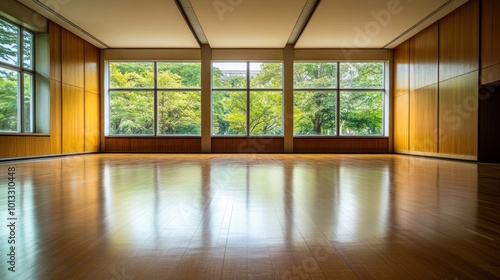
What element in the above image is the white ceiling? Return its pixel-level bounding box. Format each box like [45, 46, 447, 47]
[15, 0, 468, 49]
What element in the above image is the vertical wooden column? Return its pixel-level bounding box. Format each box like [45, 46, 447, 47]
[283, 44, 294, 153]
[49, 21, 62, 155]
[201, 44, 212, 153]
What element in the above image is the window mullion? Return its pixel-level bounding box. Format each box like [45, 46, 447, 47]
[154, 62, 158, 136]
[336, 62, 340, 136]
[246, 62, 250, 136]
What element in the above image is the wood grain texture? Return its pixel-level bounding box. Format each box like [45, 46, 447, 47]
[155, 138, 201, 152]
[410, 85, 438, 153]
[439, 71, 478, 157]
[130, 138, 156, 152]
[293, 138, 389, 153]
[61, 29, 84, 88]
[409, 37, 415, 92]
[84, 42, 99, 94]
[413, 23, 439, 90]
[481, 0, 500, 70]
[104, 138, 131, 152]
[49, 21, 61, 82]
[481, 64, 500, 85]
[50, 80, 62, 154]
[104, 138, 202, 153]
[0, 136, 50, 158]
[211, 138, 284, 153]
[394, 94, 409, 153]
[439, 0, 479, 82]
[394, 40, 410, 96]
[3, 154, 498, 278]
[85, 92, 100, 152]
[62, 84, 85, 154]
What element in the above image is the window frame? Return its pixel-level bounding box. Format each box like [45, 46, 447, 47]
[106, 61, 202, 136]
[0, 17, 36, 133]
[211, 61, 284, 137]
[293, 61, 386, 137]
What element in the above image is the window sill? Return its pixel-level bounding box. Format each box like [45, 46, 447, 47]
[0, 133, 50, 137]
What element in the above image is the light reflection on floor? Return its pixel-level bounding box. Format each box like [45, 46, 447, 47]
[0, 154, 498, 279]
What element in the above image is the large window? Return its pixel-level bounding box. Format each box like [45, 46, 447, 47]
[0, 18, 34, 133]
[294, 62, 385, 136]
[212, 62, 283, 136]
[108, 62, 201, 135]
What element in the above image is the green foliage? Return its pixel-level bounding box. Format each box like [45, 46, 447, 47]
[158, 91, 201, 135]
[0, 68, 19, 131]
[107, 61, 384, 136]
[109, 62, 202, 135]
[340, 91, 383, 135]
[340, 62, 384, 89]
[294, 62, 384, 136]
[0, 19, 19, 66]
[294, 91, 336, 135]
[110, 91, 154, 135]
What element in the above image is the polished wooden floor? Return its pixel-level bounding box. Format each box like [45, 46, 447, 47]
[0, 154, 499, 279]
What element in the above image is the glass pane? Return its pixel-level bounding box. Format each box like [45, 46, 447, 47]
[339, 62, 384, 89]
[0, 68, 19, 132]
[24, 73, 33, 132]
[158, 91, 201, 135]
[109, 62, 154, 89]
[109, 91, 154, 135]
[294, 91, 336, 136]
[212, 62, 247, 89]
[23, 30, 33, 70]
[157, 62, 201, 88]
[0, 19, 20, 66]
[212, 91, 246, 135]
[250, 62, 282, 89]
[250, 91, 283, 136]
[294, 63, 337, 89]
[340, 91, 384, 136]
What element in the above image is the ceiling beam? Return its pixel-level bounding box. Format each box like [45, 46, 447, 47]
[287, 0, 321, 45]
[175, 0, 209, 46]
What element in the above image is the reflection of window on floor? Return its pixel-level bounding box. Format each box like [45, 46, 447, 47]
[212, 62, 283, 136]
[107, 62, 201, 136]
[0, 17, 35, 132]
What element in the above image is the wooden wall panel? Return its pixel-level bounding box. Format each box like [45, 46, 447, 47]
[130, 139, 156, 152]
[50, 80, 62, 154]
[439, 71, 478, 158]
[439, 0, 479, 82]
[394, 41, 409, 96]
[103, 138, 202, 153]
[293, 138, 389, 153]
[104, 138, 131, 152]
[481, 64, 500, 85]
[0, 137, 50, 158]
[84, 42, 99, 94]
[156, 138, 201, 153]
[409, 85, 438, 153]
[211, 138, 284, 153]
[61, 29, 84, 88]
[409, 38, 415, 92]
[394, 94, 409, 153]
[49, 21, 61, 82]
[414, 23, 439, 90]
[62, 84, 85, 154]
[481, 0, 500, 70]
[85, 92, 100, 152]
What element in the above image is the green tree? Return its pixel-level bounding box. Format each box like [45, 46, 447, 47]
[0, 69, 18, 131]
[0, 19, 19, 66]
[294, 63, 337, 135]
